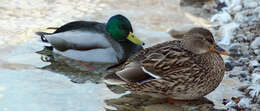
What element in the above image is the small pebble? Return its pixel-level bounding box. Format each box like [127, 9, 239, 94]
[251, 37, 260, 49]
[240, 73, 247, 78]
[229, 74, 237, 78]
[225, 62, 234, 71]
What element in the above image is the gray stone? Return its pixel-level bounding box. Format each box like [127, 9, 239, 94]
[246, 33, 255, 42]
[232, 5, 242, 12]
[254, 49, 260, 55]
[240, 24, 249, 28]
[225, 62, 234, 71]
[249, 60, 260, 68]
[251, 37, 260, 49]
[255, 7, 260, 13]
[229, 43, 250, 57]
[180, 0, 213, 7]
[239, 58, 250, 65]
[243, 0, 258, 9]
[253, 67, 260, 73]
[234, 12, 247, 23]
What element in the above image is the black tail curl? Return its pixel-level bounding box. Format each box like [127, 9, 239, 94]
[35, 32, 51, 42]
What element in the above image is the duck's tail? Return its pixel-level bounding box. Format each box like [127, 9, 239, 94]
[104, 72, 127, 85]
[35, 32, 52, 42]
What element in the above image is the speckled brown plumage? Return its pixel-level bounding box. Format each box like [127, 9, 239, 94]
[105, 27, 226, 100]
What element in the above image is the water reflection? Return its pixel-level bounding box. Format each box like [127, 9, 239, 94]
[104, 93, 221, 111]
[103, 83, 224, 111]
[36, 46, 113, 84]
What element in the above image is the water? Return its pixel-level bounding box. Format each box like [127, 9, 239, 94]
[0, 0, 242, 111]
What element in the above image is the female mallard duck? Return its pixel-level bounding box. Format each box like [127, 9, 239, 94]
[105, 27, 229, 101]
[36, 14, 144, 64]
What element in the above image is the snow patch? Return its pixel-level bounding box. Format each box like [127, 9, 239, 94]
[248, 73, 260, 98]
[218, 22, 239, 45]
[211, 11, 232, 24]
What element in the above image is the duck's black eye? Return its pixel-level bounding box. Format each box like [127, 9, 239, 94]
[119, 25, 124, 30]
[207, 38, 214, 44]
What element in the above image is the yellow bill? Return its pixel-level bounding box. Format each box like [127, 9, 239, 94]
[127, 32, 144, 46]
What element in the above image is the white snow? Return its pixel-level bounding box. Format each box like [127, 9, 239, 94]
[222, 0, 242, 11]
[243, 0, 258, 9]
[225, 98, 250, 110]
[211, 11, 232, 24]
[249, 60, 260, 68]
[248, 73, 260, 98]
[250, 37, 260, 49]
[225, 100, 236, 108]
[237, 98, 251, 108]
[218, 22, 239, 45]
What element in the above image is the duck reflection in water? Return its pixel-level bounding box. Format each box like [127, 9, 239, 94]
[36, 46, 113, 84]
[104, 88, 218, 111]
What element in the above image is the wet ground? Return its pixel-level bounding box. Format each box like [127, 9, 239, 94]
[0, 0, 242, 111]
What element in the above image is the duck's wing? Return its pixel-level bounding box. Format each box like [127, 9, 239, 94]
[105, 40, 197, 84]
[52, 21, 107, 34]
[36, 21, 112, 51]
[45, 30, 112, 51]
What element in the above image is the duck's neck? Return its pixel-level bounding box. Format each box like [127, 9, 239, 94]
[119, 40, 143, 62]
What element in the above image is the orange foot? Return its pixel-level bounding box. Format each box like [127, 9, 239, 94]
[167, 98, 188, 104]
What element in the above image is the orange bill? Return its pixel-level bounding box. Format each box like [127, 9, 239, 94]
[210, 44, 230, 56]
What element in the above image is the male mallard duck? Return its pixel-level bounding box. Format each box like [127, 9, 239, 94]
[105, 27, 229, 101]
[36, 14, 144, 64]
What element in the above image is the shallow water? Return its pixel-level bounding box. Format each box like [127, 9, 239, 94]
[0, 0, 241, 111]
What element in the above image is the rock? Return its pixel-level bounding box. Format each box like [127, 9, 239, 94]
[237, 71, 250, 82]
[240, 73, 247, 78]
[225, 62, 234, 71]
[222, 98, 229, 105]
[180, 0, 213, 7]
[245, 33, 255, 42]
[230, 59, 243, 66]
[239, 24, 249, 29]
[253, 68, 260, 73]
[251, 37, 260, 49]
[234, 12, 248, 23]
[232, 5, 242, 12]
[229, 43, 250, 57]
[218, 22, 240, 45]
[180, 0, 218, 18]
[211, 11, 232, 24]
[249, 60, 260, 68]
[239, 58, 250, 65]
[233, 34, 247, 43]
[254, 49, 260, 55]
[216, 1, 227, 11]
[229, 74, 238, 78]
[255, 7, 260, 13]
[251, 104, 260, 111]
[243, 0, 258, 9]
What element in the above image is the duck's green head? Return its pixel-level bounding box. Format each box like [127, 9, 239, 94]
[106, 14, 144, 45]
